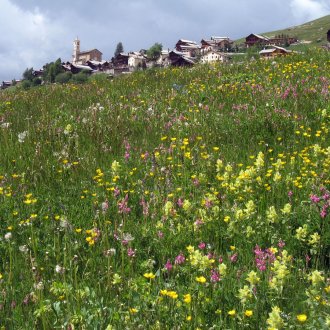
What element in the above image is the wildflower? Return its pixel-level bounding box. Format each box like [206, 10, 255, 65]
[228, 309, 236, 317]
[122, 233, 134, 245]
[198, 242, 206, 249]
[308, 232, 320, 246]
[245, 310, 253, 317]
[295, 224, 308, 241]
[210, 269, 220, 282]
[118, 195, 131, 214]
[196, 276, 207, 283]
[164, 259, 173, 271]
[143, 272, 156, 280]
[186, 245, 194, 253]
[308, 270, 324, 286]
[223, 215, 230, 223]
[296, 314, 307, 323]
[160, 289, 168, 296]
[112, 273, 122, 284]
[310, 194, 320, 203]
[281, 203, 291, 215]
[230, 253, 238, 263]
[246, 270, 260, 286]
[4, 232, 12, 241]
[182, 199, 192, 212]
[238, 285, 252, 304]
[129, 308, 138, 314]
[175, 253, 185, 265]
[127, 248, 136, 257]
[111, 160, 121, 174]
[167, 291, 178, 299]
[18, 131, 28, 143]
[164, 201, 174, 216]
[55, 265, 65, 274]
[266, 306, 285, 329]
[218, 263, 227, 276]
[19, 245, 29, 253]
[186, 315, 192, 321]
[216, 159, 223, 172]
[266, 206, 278, 223]
[101, 200, 109, 213]
[183, 293, 191, 304]
[255, 151, 264, 169]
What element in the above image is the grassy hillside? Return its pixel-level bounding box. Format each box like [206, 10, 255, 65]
[0, 49, 329, 329]
[235, 14, 330, 47]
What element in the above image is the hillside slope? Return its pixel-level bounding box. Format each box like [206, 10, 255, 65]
[235, 14, 330, 46]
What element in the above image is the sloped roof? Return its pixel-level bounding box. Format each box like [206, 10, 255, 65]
[87, 60, 108, 65]
[246, 33, 270, 41]
[79, 48, 103, 55]
[177, 39, 198, 44]
[72, 64, 93, 71]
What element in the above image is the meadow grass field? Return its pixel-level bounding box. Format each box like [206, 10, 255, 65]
[0, 48, 329, 329]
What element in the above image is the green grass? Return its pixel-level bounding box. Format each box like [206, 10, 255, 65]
[0, 48, 329, 329]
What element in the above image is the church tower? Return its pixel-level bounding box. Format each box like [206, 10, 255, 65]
[73, 37, 80, 64]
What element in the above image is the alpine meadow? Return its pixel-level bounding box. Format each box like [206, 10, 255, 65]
[0, 48, 329, 329]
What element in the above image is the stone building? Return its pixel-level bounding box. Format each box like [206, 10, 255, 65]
[72, 37, 102, 65]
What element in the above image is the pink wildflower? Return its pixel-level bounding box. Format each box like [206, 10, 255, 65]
[310, 194, 321, 203]
[127, 248, 136, 257]
[175, 253, 185, 265]
[230, 253, 238, 263]
[210, 269, 220, 283]
[165, 259, 173, 271]
[198, 242, 206, 250]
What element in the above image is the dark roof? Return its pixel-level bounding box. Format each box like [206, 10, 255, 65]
[246, 33, 270, 41]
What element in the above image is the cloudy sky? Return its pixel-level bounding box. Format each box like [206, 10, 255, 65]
[0, 0, 329, 81]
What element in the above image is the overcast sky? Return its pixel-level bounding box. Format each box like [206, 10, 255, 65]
[0, 0, 329, 81]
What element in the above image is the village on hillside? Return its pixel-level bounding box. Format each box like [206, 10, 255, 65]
[1, 29, 330, 90]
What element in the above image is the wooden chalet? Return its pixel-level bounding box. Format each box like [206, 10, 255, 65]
[112, 53, 129, 67]
[86, 60, 112, 73]
[269, 34, 298, 46]
[175, 39, 201, 57]
[245, 33, 270, 47]
[259, 45, 292, 58]
[169, 50, 196, 67]
[201, 37, 233, 52]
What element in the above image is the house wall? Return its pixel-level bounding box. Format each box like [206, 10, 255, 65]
[201, 52, 224, 63]
[78, 50, 102, 64]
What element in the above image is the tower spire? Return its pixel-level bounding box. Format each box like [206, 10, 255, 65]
[73, 37, 80, 64]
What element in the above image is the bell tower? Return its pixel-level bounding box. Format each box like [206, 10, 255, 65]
[73, 37, 80, 64]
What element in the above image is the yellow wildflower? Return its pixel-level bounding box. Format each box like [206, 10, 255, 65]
[196, 276, 207, 283]
[245, 310, 253, 317]
[143, 272, 156, 280]
[296, 314, 307, 323]
[228, 309, 236, 317]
